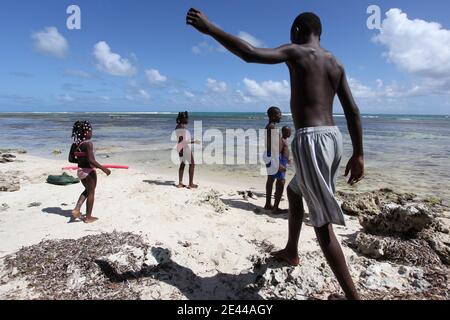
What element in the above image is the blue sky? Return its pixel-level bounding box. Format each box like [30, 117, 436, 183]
[0, 0, 449, 114]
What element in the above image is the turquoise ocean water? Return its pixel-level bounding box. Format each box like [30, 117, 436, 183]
[0, 112, 449, 200]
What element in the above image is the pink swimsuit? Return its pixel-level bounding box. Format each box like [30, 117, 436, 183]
[77, 168, 96, 180]
[75, 141, 95, 180]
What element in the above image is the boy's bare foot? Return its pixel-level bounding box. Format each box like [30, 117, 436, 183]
[272, 208, 289, 215]
[83, 217, 99, 224]
[176, 183, 186, 188]
[264, 204, 274, 210]
[187, 184, 198, 189]
[71, 209, 81, 219]
[270, 248, 300, 266]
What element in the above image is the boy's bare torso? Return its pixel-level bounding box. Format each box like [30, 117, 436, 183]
[281, 138, 289, 159]
[286, 44, 343, 130]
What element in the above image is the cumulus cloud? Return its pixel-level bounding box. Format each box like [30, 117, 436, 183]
[348, 76, 450, 101]
[348, 78, 378, 99]
[238, 32, 264, 47]
[243, 78, 290, 100]
[374, 9, 450, 79]
[93, 41, 136, 77]
[145, 69, 168, 84]
[32, 27, 68, 58]
[192, 41, 225, 54]
[184, 90, 195, 98]
[57, 94, 75, 102]
[206, 78, 228, 93]
[138, 89, 150, 100]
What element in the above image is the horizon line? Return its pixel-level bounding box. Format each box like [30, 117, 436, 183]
[0, 111, 449, 117]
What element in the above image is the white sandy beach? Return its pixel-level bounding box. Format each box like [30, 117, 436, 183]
[0, 152, 449, 300]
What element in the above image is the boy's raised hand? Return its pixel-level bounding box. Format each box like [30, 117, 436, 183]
[186, 8, 212, 34]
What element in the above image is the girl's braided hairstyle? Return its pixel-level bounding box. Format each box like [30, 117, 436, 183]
[72, 121, 92, 144]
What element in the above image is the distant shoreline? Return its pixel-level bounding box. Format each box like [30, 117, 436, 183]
[0, 112, 449, 117]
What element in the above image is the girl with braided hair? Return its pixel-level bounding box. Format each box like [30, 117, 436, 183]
[69, 121, 111, 223]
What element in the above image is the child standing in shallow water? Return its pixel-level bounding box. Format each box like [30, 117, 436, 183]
[69, 121, 111, 223]
[175, 112, 198, 189]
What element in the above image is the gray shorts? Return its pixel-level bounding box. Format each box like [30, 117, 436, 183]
[288, 126, 345, 227]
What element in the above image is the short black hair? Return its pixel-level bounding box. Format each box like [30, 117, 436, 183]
[282, 126, 291, 137]
[292, 12, 322, 38]
[267, 106, 281, 118]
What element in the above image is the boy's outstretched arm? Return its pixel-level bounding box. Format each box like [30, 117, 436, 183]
[337, 66, 365, 185]
[186, 8, 295, 64]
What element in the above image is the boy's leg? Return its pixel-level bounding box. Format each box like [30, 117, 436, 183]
[271, 186, 303, 266]
[177, 162, 186, 188]
[273, 179, 287, 213]
[264, 176, 275, 209]
[314, 224, 360, 300]
[83, 172, 98, 223]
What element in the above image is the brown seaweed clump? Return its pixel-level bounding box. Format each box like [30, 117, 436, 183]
[194, 189, 229, 213]
[2, 231, 152, 300]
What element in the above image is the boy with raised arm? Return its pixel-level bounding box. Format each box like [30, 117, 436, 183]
[187, 9, 364, 300]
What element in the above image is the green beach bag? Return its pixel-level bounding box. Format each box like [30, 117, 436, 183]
[46, 172, 80, 186]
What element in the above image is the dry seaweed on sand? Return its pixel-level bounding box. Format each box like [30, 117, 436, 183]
[2, 231, 151, 300]
[193, 189, 229, 213]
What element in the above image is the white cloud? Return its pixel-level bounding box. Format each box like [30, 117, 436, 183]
[93, 41, 136, 77]
[32, 27, 68, 58]
[348, 78, 378, 99]
[243, 78, 290, 100]
[238, 31, 264, 47]
[184, 90, 195, 98]
[57, 94, 74, 102]
[191, 45, 202, 54]
[192, 41, 225, 54]
[374, 9, 450, 79]
[145, 69, 168, 84]
[206, 78, 227, 93]
[138, 89, 150, 100]
[348, 76, 450, 100]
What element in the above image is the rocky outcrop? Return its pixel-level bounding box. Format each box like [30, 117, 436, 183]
[338, 189, 448, 217]
[352, 233, 442, 266]
[0, 153, 16, 164]
[340, 189, 450, 266]
[360, 203, 436, 236]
